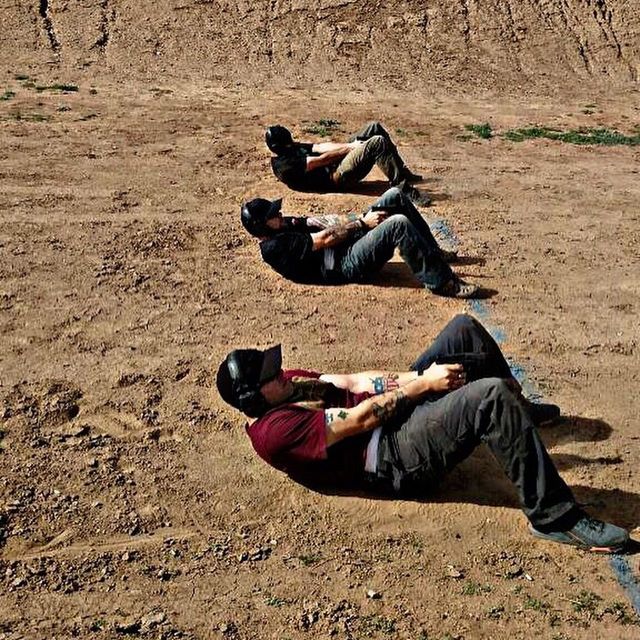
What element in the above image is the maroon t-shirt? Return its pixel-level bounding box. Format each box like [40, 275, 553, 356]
[246, 370, 372, 488]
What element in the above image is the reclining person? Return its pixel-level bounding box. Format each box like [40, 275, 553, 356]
[266, 121, 431, 205]
[241, 186, 480, 299]
[216, 314, 630, 554]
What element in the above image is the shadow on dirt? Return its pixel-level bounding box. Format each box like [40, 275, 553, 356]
[306, 414, 640, 530]
[372, 263, 493, 296]
[284, 180, 451, 205]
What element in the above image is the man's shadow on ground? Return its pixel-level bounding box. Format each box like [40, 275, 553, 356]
[292, 179, 451, 203]
[373, 263, 497, 299]
[312, 415, 640, 534]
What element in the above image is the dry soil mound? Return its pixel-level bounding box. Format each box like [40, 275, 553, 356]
[3, 0, 640, 89]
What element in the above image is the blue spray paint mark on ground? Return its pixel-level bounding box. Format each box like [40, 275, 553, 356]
[428, 217, 459, 250]
[430, 211, 640, 609]
[610, 556, 640, 616]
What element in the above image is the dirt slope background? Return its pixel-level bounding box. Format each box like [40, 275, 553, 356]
[1, 1, 640, 639]
[2, 0, 640, 89]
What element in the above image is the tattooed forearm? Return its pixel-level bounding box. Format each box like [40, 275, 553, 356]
[308, 213, 360, 229]
[370, 373, 400, 394]
[307, 214, 342, 229]
[322, 219, 365, 245]
[371, 390, 409, 425]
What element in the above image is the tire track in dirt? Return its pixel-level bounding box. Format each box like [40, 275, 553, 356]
[8, 528, 198, 561]
[38, 0, 60, 54]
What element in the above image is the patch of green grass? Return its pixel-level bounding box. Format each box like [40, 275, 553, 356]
[461, 581, 492, 596]
[503, 126, 640, 145]
[35, 83, 79, 93]
[395, 127, 408, 137]
[360, 614, 396, 634]
[603, 600, 639, 625]
[89, 618, 106, 632]
[263, 595, 288, 607]
[464, 122, 493, 139]
[303, 118, 341, 137]
[297, 552, 322, 566]
[0, 90, 16, 101]
[571, 590, 602, 615]
[523, 596, 549, 612]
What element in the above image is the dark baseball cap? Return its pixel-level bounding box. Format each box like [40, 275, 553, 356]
[216, 344, 282, 412]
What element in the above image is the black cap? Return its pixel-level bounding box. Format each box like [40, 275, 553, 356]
[265, 125, 294, 155]
[240, 197, 282, 237]
[216, 345, 282, 417]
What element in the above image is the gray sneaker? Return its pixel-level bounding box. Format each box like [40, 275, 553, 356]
[399, 180, 432, 207]
[529, 515, 629, 553]
[432, 277, 480, 299]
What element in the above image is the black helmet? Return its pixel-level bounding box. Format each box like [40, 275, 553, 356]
[265, 125, 294, 155]
[216, 345, 282, 417]
[240, 197, 282, 237]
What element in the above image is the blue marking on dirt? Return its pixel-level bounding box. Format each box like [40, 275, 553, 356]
[610, 556, 640, 616]
[428, 217, 459, 249]
[434, 210, 640, 610]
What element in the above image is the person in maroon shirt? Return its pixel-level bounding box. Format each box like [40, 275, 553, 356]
[216, 315, 629, 554]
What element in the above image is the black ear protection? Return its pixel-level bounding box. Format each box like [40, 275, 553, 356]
[226, 351, 269, 418]
[240, 198, 283, 238]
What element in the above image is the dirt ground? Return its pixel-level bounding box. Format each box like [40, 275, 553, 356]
[1, 2, 640, 639]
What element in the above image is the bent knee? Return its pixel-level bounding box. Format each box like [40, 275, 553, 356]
[384, 213, 411, 229]
[471, 377, 513, 399]
[448, 313, 481, 332]
[379, 186, 403, 202]
[366, 134, 387, 151]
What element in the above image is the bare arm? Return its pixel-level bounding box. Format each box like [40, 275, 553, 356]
[320, 371, 420, 394]
[310, 210, 386, 250]
[305, 144, 354, 171]
[306, 212, 360, 229]
[310, 219, 366, 250]
[324, 363, 465, 446]
[311, 141, 360, 154]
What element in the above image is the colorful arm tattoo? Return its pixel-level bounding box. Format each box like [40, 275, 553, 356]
[325, 408, 350, 426]
[370, 373, 400, 394]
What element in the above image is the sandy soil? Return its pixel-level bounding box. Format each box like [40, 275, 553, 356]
[1, 1, 639, 639]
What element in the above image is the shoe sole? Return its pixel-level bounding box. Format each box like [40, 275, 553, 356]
[529, 527, 627, 554]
